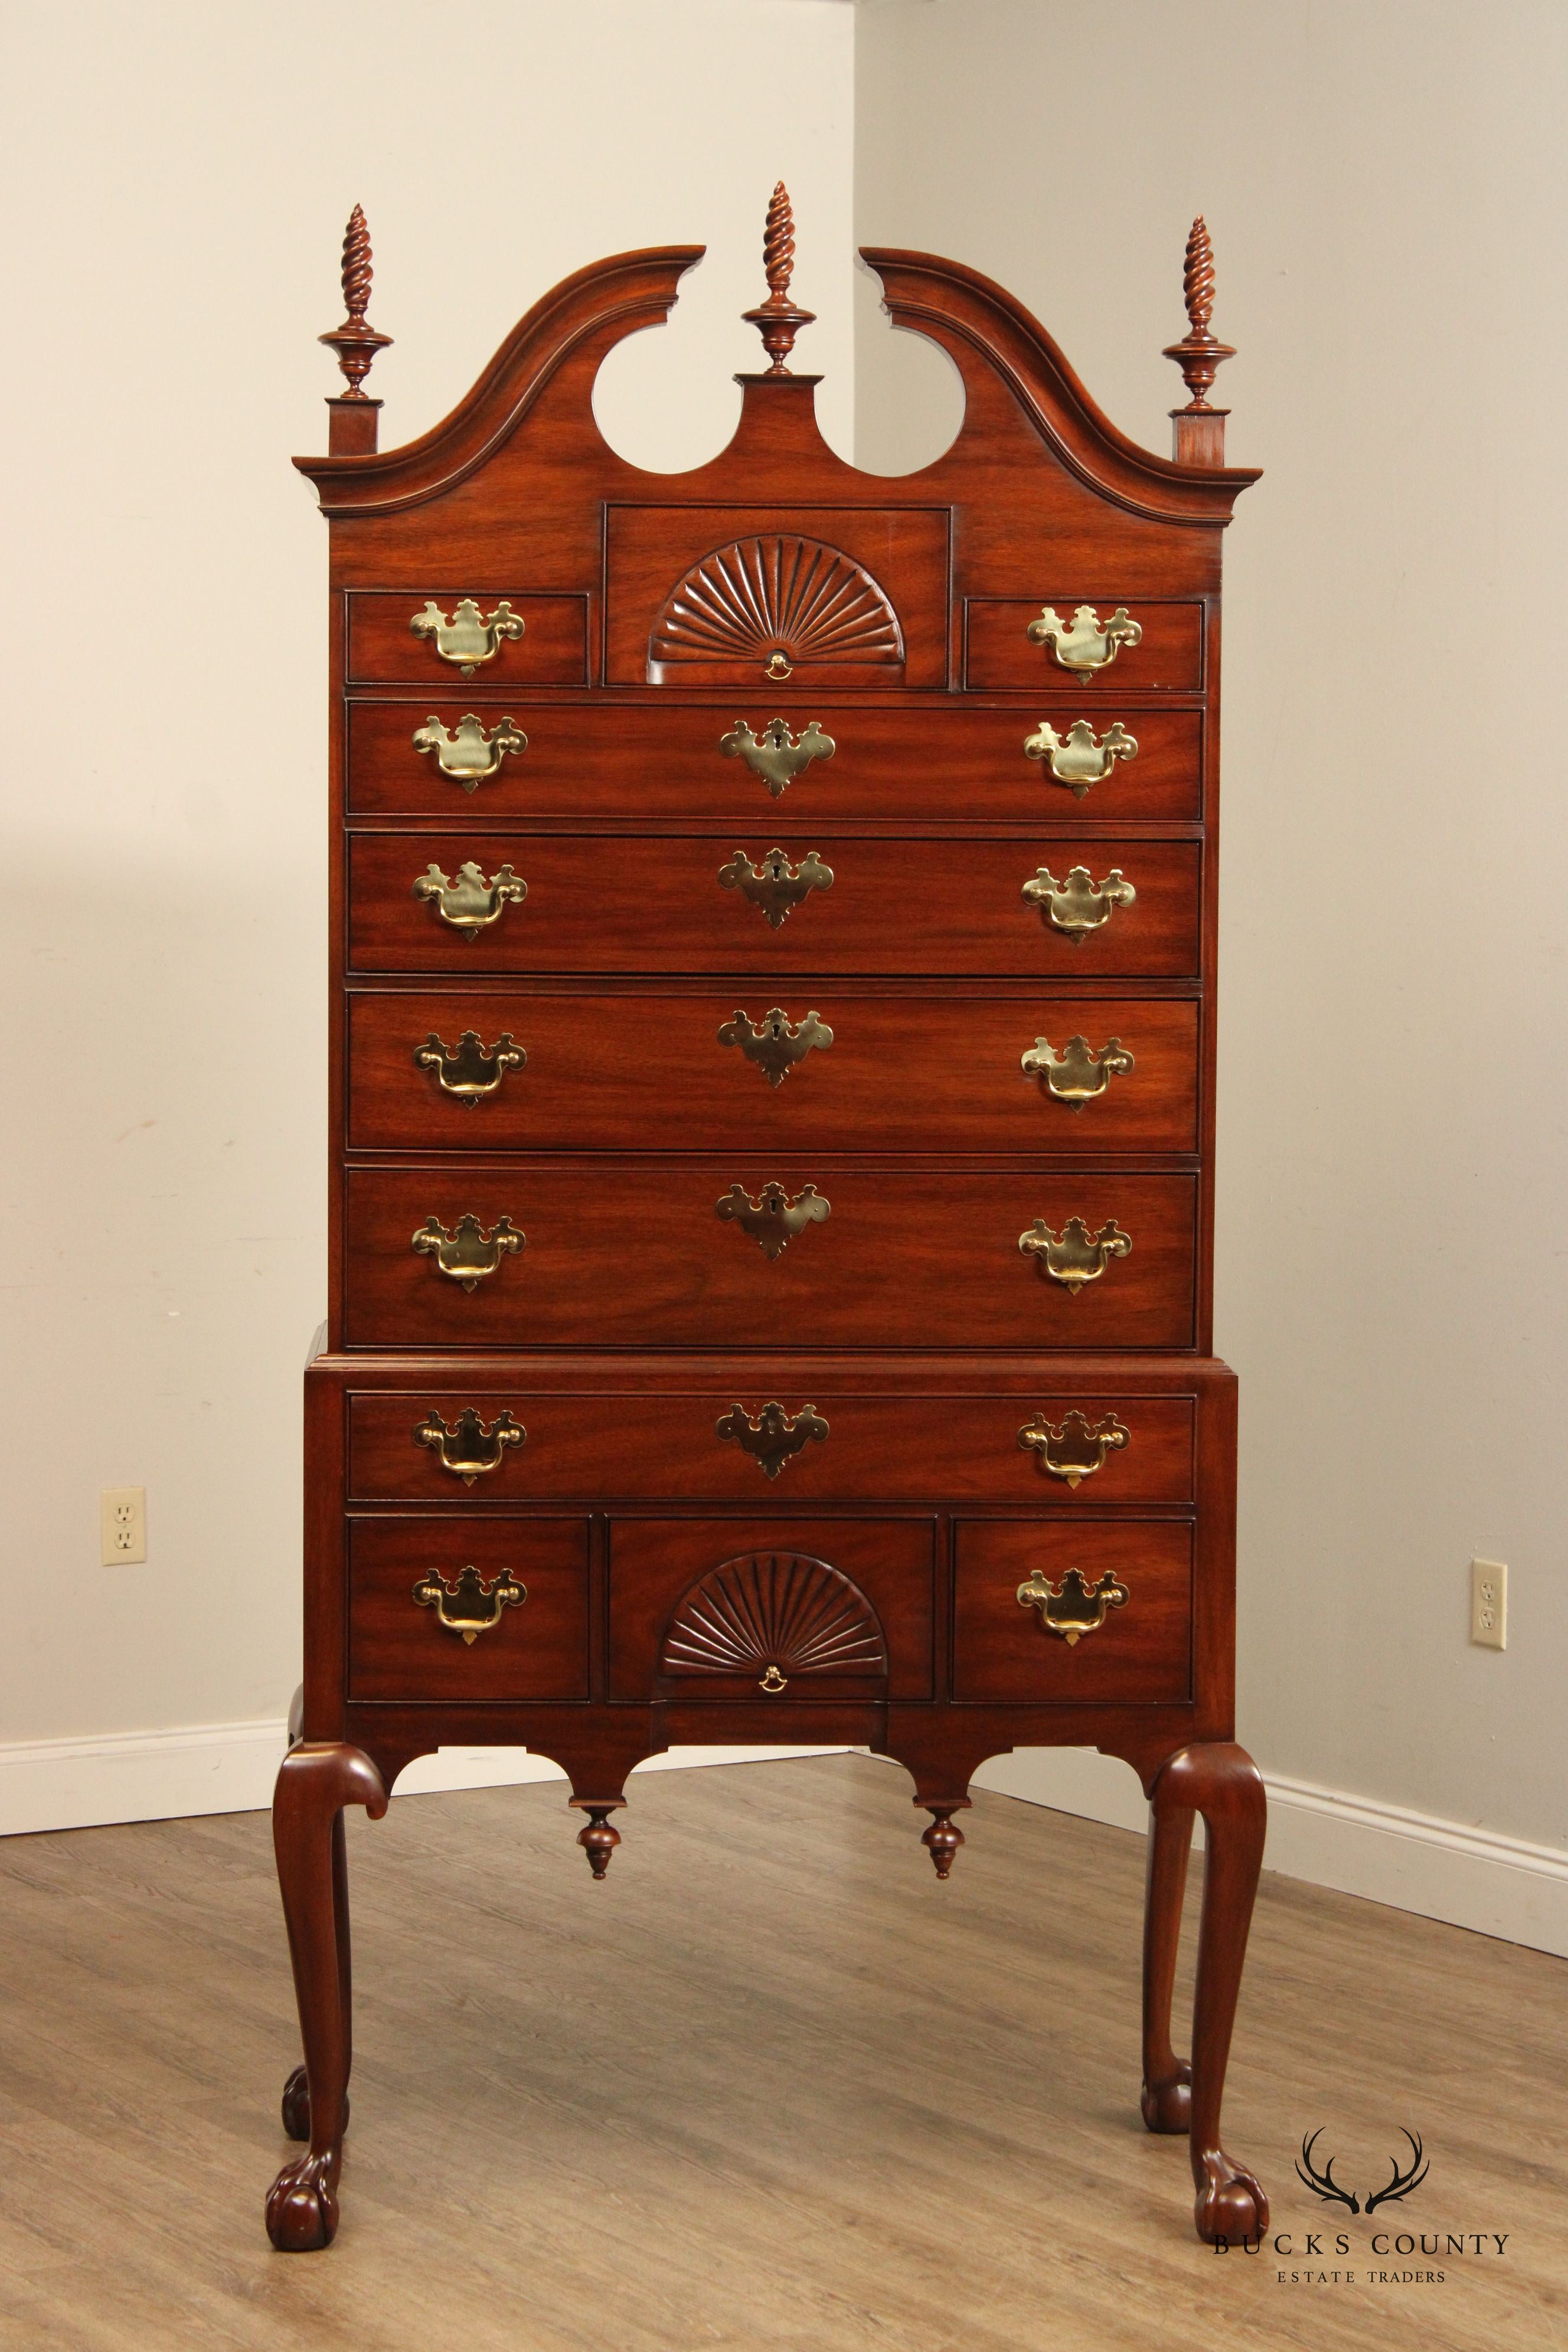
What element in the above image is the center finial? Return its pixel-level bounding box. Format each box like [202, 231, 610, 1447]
[743, 181, 815, 375]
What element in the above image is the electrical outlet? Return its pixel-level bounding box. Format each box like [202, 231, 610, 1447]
[100, 1487, 146, 1565]
[1470, 1556, 1506, 1649]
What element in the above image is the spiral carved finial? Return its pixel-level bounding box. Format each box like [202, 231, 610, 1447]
[1182, 216, 1216, 338]
[762, 181, 795, 300]
[743, 180, 815, 375]
[319, 201, 391, 402]
[340, 203, 374, 325]
[1163, 213, 1234, 416]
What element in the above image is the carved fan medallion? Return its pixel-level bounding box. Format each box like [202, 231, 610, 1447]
[650, 534, 903, 680]
[659, 1551, 888, 1692]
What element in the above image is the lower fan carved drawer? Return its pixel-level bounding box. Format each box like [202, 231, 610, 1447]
[345, 1387, 1195, 1503]
[952, 1520, 1193, 1703]
[607, 1515, 935, 1701]
[346, 1517, 590, 1701]
[342, 1165, 1198, 1350]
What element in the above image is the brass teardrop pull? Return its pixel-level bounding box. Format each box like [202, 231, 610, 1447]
[1025, 603, 1142, 679]
[1017, 1567, 1129, 1644]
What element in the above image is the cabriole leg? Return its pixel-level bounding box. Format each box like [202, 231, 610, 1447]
[1148, 1742, 1268, 2246]
[266, 1742, 387, 2252]
[1140, 1797, 1195, 2132]
[281, 1809, 354, 2139]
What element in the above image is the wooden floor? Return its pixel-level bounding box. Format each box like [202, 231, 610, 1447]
[0, 1755, 1563, 2351]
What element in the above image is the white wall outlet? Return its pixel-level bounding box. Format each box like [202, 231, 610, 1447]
[1470, 1556, 1506, 1649]
[100, 1487, 146, 1565]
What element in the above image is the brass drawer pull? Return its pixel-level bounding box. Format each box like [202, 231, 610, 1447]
[414, 1406, 525, 1485]
[414, 1028, 525, 1102]
[718, 846, 834, 928]
[1020, 1216, 1132, 1293]
[1017, 1409, 1130, 1487]
[1025, 603, 1142, 680]
[716, 1400, 829, 1479]
[1023, 718, 1138, 796]
[413, 860, 527, 937]
[410, 599, 524, 675]
[718, 1005, 833, 1086]
[413, 1563, 526, 1644]
[1017, 1566, 1129, 1644]
[720, 717, 835, 797]
[716, 1180, 831, 1260]
[411, 1213, 524, 1290]
[410, 713, 527, 788]
[1022, 864, 1135, 940]
[1021, 1032, 1134, 1108]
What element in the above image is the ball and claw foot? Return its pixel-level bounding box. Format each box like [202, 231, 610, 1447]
[577, 1807, 620, 1879]
[266, 2151, 342, 2252]
[1194, 2149, 1269, 2247]
[1140, 2059, 1191, 2134]
[282, 2063, 348, 2143]
[922, 1808, 965, 1879]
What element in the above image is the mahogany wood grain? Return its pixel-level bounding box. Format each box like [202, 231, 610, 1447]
[347, 1515, 590, 1701]
[340, 1163, 1198, 1351]
[605, 1515, 936, 1701]
[603, 501, 951, 687]
[346, 591, 589, 685]
[345, 698, 1204, 824]
[347, 832, 1203, 979]
[965, 599, 1204, 691]
[345, 989, 1200, 1156]
[283, 219, 1263, 2245]
[344, 1384, 1197, 1505]
[950, 1518, 1192, 1703]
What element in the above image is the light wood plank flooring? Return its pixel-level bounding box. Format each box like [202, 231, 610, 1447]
[0, 1755, 1563, 2351]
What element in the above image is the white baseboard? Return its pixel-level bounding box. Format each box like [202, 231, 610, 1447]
[0, 1719, 847, 1840]
[974, 1749, 1568, 1959]
[6, 1723, 1564, 1959]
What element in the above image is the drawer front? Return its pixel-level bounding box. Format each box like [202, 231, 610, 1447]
[952, 1518, 1192, 1702]
[342, 1165, 1197, 1350]
[346, 592, 590, 685]
[345, 700, 1202, 822]
[606, 1515, 936, 1700]
[346, 991, 1200, 1155]
[346, 1516, 590, 1701]
[346, 1389, 1195, 1504]
[348, 832, 1203, 979]
[964, 600, 1204, 692]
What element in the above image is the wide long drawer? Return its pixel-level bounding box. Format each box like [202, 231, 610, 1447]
[345, 1385, 1196, 1504]
[347, 831, 1203, 978]
[345, 990, 1200, 1154]
[342, 1164, 1198, 1350]
[345, 700, 1203, 822]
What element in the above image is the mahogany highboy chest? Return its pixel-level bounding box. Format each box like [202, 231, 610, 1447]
[267, 192, 1266, 2251]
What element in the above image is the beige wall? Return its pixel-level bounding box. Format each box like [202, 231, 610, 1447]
[0, 1, 855, 1760]
[6, 0, 1564, 1895]
[854, 0, 1568, 1850]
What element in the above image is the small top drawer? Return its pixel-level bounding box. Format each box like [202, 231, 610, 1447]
[965, 600, 1204, 692]
[346, 592, 589, 686]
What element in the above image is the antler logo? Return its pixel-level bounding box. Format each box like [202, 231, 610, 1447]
[1296, 2129, 1429, 2213]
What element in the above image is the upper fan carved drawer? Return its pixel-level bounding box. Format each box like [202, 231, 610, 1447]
[605, 506, 951, 688]
[965, 600, 1204, 692]
[345, 591, 590, 685]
